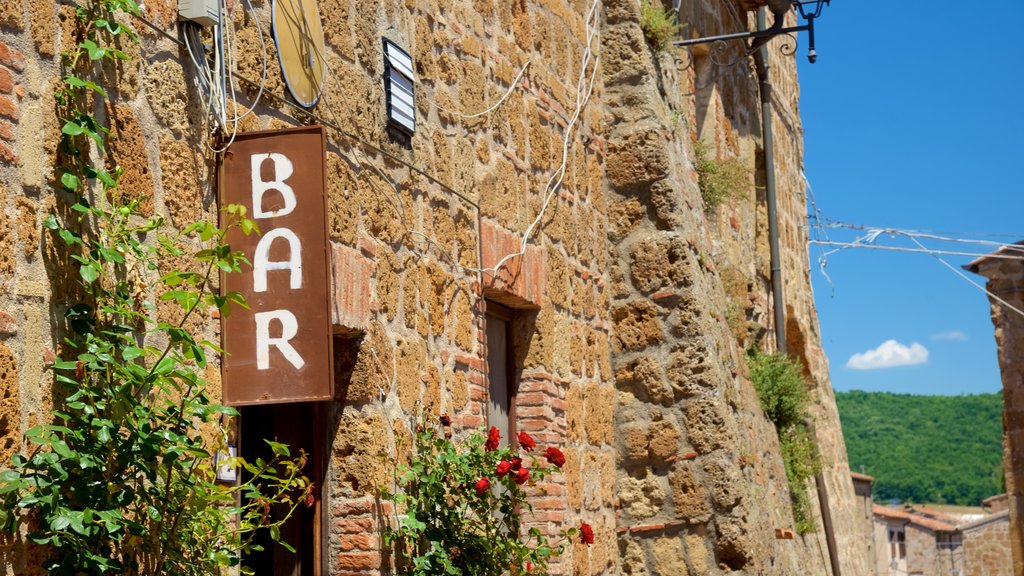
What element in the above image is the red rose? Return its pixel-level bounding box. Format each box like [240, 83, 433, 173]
[514, 467, 530, 485]
[485, 426, 501, 451]
[440, 414, 452, 427]
[580, 521, 594, 545]
[510, 457, 523, 471]
[474, 477, 491, 496]
[518, 431, 536, 451]
[545, 446, 566, 468]
[496, 460, 512, 477]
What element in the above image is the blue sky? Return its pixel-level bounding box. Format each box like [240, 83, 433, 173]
[796, 0, 1024, 395]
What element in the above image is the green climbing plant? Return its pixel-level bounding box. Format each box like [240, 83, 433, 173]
[693, 140, 750, 212]
[639, 0, 681, 54]
[747, 349, 821, 534]
[0, 1, 309, 574]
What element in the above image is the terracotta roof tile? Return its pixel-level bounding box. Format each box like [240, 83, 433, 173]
[872, 504, 957, 533]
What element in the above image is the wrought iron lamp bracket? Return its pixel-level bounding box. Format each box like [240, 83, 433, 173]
[672, 1, 828, 63]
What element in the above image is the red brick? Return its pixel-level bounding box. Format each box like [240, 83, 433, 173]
[0, 141, 17, 165]
[334, 552, 381, 571]
[336, 517, 375, 533]
[0, 67, 11, 94]
[340, 533, 378, 552]
[0, 311, 16, 335]
[0, 120, 12, 142]
[333, 498, 374, 517]
[0, 95, 16, 120]
[0, 43, 25, 72]
[331, 242, 374, 333]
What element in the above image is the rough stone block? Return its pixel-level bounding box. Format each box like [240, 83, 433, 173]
[607, 127, 671, 188]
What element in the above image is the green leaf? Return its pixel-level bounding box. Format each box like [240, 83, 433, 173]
[95, 168, 116, 189]
[58, 228, 81, 246]
[61, 172, 80, 191]
[43, 215, 59, 230]
[264, 440, 290, 457]
[61, 121, 85, 136]
[122, 346, 143, 361]
[80, 263, 99, 284]
[81, 39, 107, 60]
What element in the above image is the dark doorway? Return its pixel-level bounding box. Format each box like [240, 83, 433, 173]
[240, 402, 326, 576]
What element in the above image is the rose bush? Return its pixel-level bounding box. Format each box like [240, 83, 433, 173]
[383, 420, 590, 575]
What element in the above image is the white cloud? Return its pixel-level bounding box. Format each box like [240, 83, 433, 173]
[931, 330, 968, 342]
[846, 340, 929, 370]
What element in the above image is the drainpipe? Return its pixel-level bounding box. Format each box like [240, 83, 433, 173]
[754, 8, 786, 355]
[753, 7, 841, 576]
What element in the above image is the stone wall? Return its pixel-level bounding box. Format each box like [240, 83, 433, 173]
[963, 513, 1014, 576]
[969, 254, 1024, 576]
[602, 0, 866, 574]
[0, 0, 866, 574]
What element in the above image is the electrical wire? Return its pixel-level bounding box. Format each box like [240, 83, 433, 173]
[227, 0, 268, 124]
[119, 0, 604, 283]
[807, 241, 1024, 262]
[906, 235, 1024, 321]
[479, 0, 602, 276]
[434, 60, 533, 119]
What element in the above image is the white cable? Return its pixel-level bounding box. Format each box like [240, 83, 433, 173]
[818, 220, 1024, 251]
[906, 236, 1024, 321]
[480, 0, 601, 276]
[803, 170, 835, 291]
[209, 0, 240, 153]
[808, 241, 1024, 262]
[434, 60, 532, 119]
[228, 0, 268, 124]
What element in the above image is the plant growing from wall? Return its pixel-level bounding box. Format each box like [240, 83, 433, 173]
[0, 1, 309, 574]
[693, 140, 751, 212]
[640, 0, 681, 54]
[382, 419, 592, 575]
[747, 349, 821, 534]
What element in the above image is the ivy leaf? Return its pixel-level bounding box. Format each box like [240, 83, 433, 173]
[81, 39, 107, 60]
[43, 215, 59, 230]
[58, 228, 82, 246]
[61, 121, 85, 136]
[80, 263, 100, 284]
[60, 172, 80, 191]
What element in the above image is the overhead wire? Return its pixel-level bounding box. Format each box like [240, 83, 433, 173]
[804, 214, 1024, 320]
[906, 235, 1024, 320]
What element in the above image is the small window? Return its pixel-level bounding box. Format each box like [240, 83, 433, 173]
[485, 301, 517, 447]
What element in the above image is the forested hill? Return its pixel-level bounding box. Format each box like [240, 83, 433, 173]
[836, 390, 1004, 506]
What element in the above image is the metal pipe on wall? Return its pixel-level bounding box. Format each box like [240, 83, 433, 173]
[753, 6, 842, 576]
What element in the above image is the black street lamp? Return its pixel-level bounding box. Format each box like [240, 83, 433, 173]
[673, 0, 831, 63]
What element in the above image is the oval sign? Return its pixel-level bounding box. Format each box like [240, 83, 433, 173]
[272, 0, 327, 108]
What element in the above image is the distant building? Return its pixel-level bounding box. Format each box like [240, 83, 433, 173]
[852, 472, 878, 575]
[871, 500, 1013, 575]
[873, 504, 962, 576]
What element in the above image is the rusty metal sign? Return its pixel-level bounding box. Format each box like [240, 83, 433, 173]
[219, 126, 333, 405]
